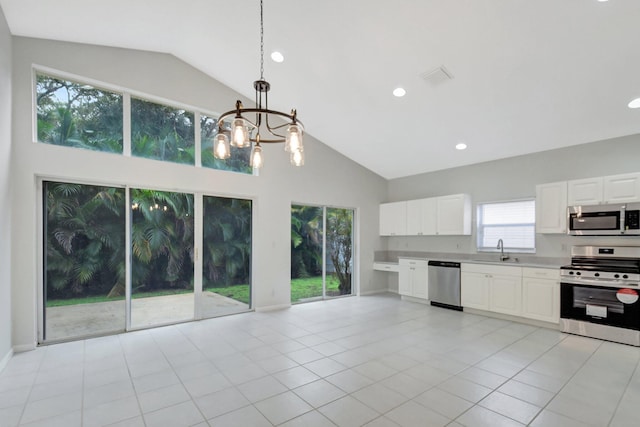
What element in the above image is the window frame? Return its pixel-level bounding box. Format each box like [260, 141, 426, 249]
[476, 198, 536, 254]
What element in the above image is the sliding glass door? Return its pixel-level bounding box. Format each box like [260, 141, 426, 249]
[201, 195, 252, 318]
[291, 205, 354, 304]
[130, 189, 194, 328]
[43, 181, 126, 341]
[42, 180, 252, 343]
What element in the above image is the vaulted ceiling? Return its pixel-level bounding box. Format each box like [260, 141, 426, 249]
[2, 0, 640, 179]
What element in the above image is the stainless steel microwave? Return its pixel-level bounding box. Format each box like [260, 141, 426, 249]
[568, 203, 640, 235]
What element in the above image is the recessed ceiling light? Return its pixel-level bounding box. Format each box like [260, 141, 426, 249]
[393, 88, 406, 97]
[271, 51, 284, 63]
[628, 97, 640, 109]
[597, 0, 609, 2]
[455, 143, 467, 150]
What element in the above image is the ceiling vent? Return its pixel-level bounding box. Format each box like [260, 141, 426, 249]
[421, 66, 453, 87]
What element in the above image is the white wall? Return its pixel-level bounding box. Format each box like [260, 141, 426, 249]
[0, 6, 13, 367]
[385, 134, 640, 258]
[11, 37, 387, 350]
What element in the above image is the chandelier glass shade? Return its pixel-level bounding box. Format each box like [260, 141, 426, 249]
[213, 0, 304, 170]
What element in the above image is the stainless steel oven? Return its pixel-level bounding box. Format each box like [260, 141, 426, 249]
[560, 246, 640, 346]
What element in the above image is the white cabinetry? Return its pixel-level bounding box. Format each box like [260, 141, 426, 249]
[406, 198, 437, 235]
[490, 272, 522, 316]
[604, 173, 640, 204]
[568, 173, 640, 206]
[399, 259, 428, 299]
[522, 267, 560, 323]
[568, 178, 603, 206]
[436, 194, 472, 235]
[536, 181, 568, 234]
[380, 194, 471, 236]
[373, 262, 400, 273]
[461, 264, 522, 316]
[379, 201, 407, 236]
[460, 271, 489, 310]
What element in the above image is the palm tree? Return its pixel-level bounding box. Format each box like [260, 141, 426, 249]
[130, 189, 194, 294]
[45, 182, 125, 300]
[202, 196, 252, 289]
[291, 205, 323, 279]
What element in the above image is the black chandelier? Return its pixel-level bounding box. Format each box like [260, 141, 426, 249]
[213, 0, 305, 169]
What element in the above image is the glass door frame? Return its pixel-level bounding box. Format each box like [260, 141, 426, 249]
[37, 177, 256, 344]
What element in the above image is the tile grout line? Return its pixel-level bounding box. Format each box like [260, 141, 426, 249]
[605, 349, 640, 427]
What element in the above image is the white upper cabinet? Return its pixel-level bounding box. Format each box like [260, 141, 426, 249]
[436, 194, 471, 235]
[380, 194, 470, 236]
[603, 173, 640, 204]
[406, 198, 437, 235]
[568, 173, 640, 206]
[379, 201, 407, 236]
[567, 177, 604, 206]
[536, 181, 567, 234]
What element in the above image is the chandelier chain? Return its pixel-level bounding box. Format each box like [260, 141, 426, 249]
[260, 0, 264, 80]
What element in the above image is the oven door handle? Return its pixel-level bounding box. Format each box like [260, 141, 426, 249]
[561, 278, 640, 288]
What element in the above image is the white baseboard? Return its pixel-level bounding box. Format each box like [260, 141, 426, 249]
[400, 295, 431, 305]
[0, 348, 13, 373]
[359, 289, 390, 296]
[255, 303, 291, 312]
[13, 343, 37, 353]
[463, 307, 560, 330]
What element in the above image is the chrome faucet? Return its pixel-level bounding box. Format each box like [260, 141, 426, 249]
[497, 239, 509, 261]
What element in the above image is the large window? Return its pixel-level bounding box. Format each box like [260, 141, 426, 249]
[477, 200, 535, 252]
[131, 98, 195, 165]
[201, 115, 251, 173]
[36, 74, 123, 153]
[34, 71, 252, 174]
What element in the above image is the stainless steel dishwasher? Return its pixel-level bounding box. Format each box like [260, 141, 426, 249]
[428, 261, 462, 311]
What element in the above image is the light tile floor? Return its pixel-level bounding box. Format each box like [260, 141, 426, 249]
[1, 293, 640, 427]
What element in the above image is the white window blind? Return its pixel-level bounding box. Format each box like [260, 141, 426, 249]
[477, 200, 536, 252]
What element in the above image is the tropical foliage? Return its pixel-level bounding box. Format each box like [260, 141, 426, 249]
[201, 115, 252, 174]
[131, 98, 195, 165]
[326, 208, 353, 295]
[291, 205, 353, 298]
[291, 205, 323, 279]
[130, 189, 194, 295]
[45, 182, 125, 300]
[203, 196, 252, 289]
[37, 73, 250, 173]
[45, 182, 251, 304]
[37, 74, 123, 152]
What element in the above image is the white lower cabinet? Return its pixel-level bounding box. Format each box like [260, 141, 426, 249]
[399, 259, 428, 299]
[462, 264, 522, 316]
[490, 273, 522, 316]
[521, 267, 560, 323]
[460, 271, 489, 310]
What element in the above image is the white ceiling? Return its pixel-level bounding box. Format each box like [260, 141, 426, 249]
[2, 0, 640, 179]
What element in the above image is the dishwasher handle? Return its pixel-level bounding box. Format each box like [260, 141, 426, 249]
[428, 261, 460, 268]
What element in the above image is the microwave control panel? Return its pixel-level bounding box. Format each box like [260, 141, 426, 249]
[626, 210, 640, 230]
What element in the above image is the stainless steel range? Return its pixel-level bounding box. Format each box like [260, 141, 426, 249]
[560, 246, 640, 346]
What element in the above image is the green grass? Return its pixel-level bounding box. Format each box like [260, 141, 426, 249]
[206, 284, 250, 305]
[46, 276, 347, 307]
[290, 276, 340, 303]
